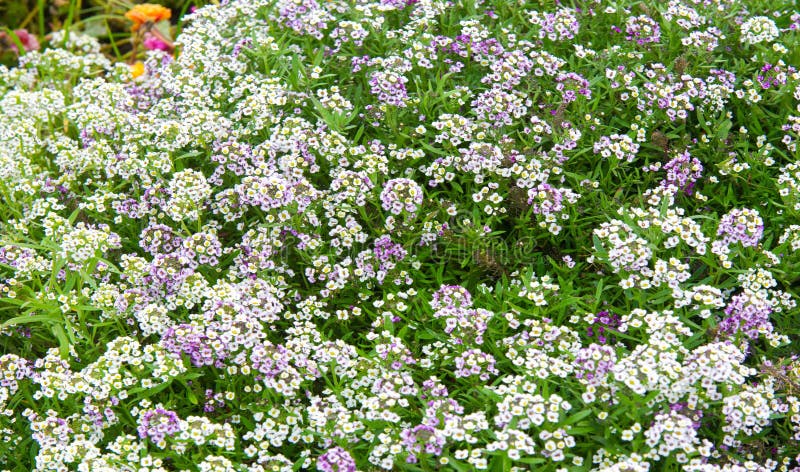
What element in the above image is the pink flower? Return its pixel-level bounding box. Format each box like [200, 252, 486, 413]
[8, 29, 40, 54]
[143, 32, 171, 51]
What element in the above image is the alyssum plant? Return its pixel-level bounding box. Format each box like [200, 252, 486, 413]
[1, 0, 800, 470]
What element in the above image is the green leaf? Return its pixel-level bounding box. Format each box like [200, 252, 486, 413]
[716, 119, 732, 141]
[2, 313, 63, 328]
[563, 408, 595, 426]
[445, 458, 471, 472]
[51, 324, 70, 359]
[129, 380, 173, 399]
[517, 457, 546, 465]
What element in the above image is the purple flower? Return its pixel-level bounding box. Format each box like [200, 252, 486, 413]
[454, 349, 498, 381]
[574, 343, 617, 385]
[527, 183, 565, 215]
[316, 446, 356, 472]
[148, 248, 198, 294]
[625, 15, 661, 45]
[530, 8, 580, 41]
[161, 324, 226, 367]
[584, 311, 623, 346]
[716, 208, 763, 247]
[274, 0, 333, 39]
[660, 150, 703, 195]
[380, 178, 424, 215]
[555, 72, 592, 103]
[138, 408, 181, 444]
[400, 424, 446, 463]
[372, 235, 407, 284]
[718, 292, 773, 340]
[431, 285, 472, 310]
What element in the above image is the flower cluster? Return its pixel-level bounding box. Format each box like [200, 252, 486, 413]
[431, 285, 493, 345]
[529, 8, 580, 42]
[740, 16, 780, 45]
[716, 208, 764, 247]
[626, 15, 662, 45]
[316, 446, 356, 472]
[453, 349, 498, 381]
[137, 408, 182, 447]
[643, 410, 712, 461]
[380, 178, 424, 216]
[3, 0, 800, 470]
[594, 134, 640, 162]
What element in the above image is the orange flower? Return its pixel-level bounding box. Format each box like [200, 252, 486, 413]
[130, 61, 145, 79]
[125, 4, 171, 31]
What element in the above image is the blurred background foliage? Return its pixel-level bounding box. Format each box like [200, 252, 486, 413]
[0, 0, 207, 65]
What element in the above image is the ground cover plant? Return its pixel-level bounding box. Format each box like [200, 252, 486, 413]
[1, 0, 800, 470]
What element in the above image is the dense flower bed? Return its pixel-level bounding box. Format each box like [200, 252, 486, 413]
[2, 0, 800, 470]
